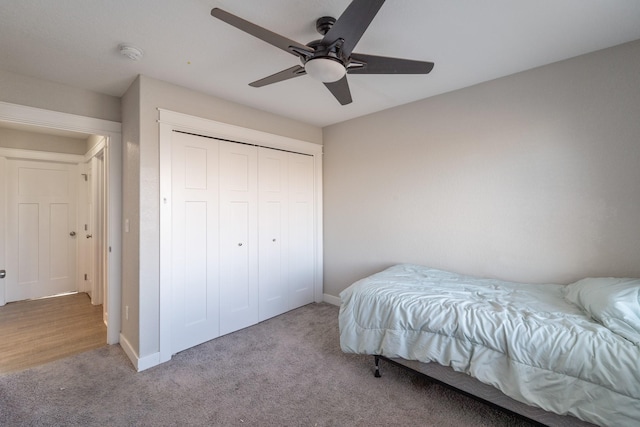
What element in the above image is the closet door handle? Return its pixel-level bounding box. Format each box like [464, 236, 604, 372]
[238, 243, 243, 246]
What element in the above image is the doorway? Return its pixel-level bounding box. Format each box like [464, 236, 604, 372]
[0, 101, 122, 345]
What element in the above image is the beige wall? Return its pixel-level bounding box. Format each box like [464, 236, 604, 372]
[0, 127, 87, 154]
[0, 69, 120, 122]
[120, 76, 141, 353]
[323, 40, 640, 297]
[122, 75, 322, 358]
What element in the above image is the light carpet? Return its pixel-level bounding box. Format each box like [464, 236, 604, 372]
[0, 302, 533, 426]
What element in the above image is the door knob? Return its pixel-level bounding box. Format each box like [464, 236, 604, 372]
[86, 234, 93, 239]
[69, 231, 76, 237]
[0, 270, 5, 279]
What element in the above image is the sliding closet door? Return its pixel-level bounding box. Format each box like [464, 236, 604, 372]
[288, 152, 315, 309]
[258, 148, 290, 321]
[258, 148, 314, 320]
[219, 141, 259, 335]
[171, 132, 220, 354]
[167, 128, 315, 354]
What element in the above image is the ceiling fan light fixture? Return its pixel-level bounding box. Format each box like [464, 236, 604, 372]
[304, 57, 346, 83]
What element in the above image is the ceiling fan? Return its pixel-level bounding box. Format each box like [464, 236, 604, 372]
[211, 0, 434, 105]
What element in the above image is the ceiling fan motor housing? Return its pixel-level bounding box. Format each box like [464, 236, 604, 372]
[316, 16, 336, 35]
[304, 38, 347, 65]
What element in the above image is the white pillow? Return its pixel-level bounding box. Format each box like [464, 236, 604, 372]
[564, 277, 640, 345]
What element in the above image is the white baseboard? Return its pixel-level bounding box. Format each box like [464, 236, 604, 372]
[137, 352, 161, 372]
[323, 293, 341, 306]
[119, 333, 161, 372]
[118, 333, 138, 369]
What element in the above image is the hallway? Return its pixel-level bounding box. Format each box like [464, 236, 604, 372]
[0, 293, 106, 373]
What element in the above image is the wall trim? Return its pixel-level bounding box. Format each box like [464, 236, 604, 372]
[0, 101, 121, 135]
[323, 294, 341, 306]
[0, 147, 84, 163]
[157, 108, 322, 155]
[119, 334, 138, 369]
[84, 136, 106, 162]
[119, 333, 160, 372]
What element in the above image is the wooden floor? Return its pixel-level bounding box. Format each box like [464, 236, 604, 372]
[0, 292, 106, 373]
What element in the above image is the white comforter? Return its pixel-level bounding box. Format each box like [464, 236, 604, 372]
[339, 264, 640, 427]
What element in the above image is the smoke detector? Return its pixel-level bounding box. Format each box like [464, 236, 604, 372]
[119, 44, 144, 61]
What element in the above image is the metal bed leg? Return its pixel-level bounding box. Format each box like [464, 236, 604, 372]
[374, 355, 381, 378]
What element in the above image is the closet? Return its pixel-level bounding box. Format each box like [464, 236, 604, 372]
[169, 130, 316, 355]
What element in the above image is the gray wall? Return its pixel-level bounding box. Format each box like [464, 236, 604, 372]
[120, 76, 141, 353]
[121, 75, 322, 358]
[323, 40, 640, 297]
[0, 69, 120, 122]
[0, 127, 88, 154]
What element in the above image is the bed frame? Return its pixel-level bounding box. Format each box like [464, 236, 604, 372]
[373, 356, 597, 427]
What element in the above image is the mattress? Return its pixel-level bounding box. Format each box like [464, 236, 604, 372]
[339, 264, 640, 427]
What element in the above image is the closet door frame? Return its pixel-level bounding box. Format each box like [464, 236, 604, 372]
[158, 109, 323, 365]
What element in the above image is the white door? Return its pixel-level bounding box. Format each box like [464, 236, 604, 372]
[288, 152, 315, 308]
[6, 160, 78, 302]
[258, 147, 290, 321]
[219, 141, 258, 335]
[170, 132, 220, 354]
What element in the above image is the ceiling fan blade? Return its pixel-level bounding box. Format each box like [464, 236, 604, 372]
[322, 0, 386, 57]
[211, 8, 312, 57]
[348, 53, 434, 74]
[249, 65, 306, 88]
[324, 75, 353, 105]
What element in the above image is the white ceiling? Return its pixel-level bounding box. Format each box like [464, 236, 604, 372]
[1, 0, 640, 128]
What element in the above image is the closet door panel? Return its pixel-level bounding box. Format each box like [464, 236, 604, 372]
[219, 141, 258, 335]
[224, 202, 250, 307]
[288, 153, 315, 308]
[171, 133, 220, 355]
[258, 148, 289, 321]
[183, 201, 208, 324]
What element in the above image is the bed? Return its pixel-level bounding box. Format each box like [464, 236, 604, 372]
[338, 264, 640, 427]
